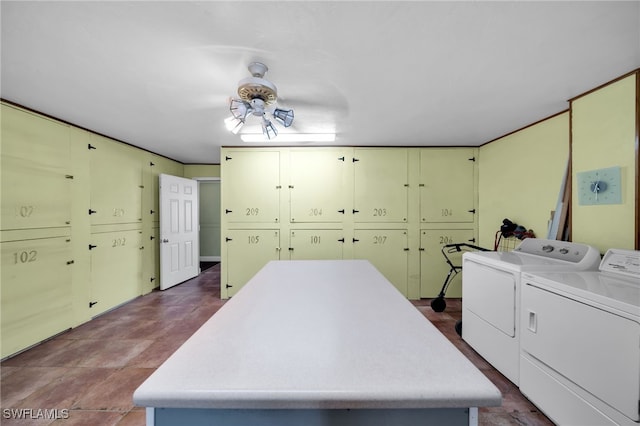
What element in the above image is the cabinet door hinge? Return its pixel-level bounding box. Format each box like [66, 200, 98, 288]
[225, 156, 232, 161]
[468, 156, 476, 162]
[226, 284, 233, 289]
[88, 209, 97, 215]
[225, 237, 233, 242]
[352, 157, 360, 162]
[89, 301, 98, 308]
[88, 144, 97, 150]
[338, 156, 345, 161]
[66, 260, 75, 265]
[150, 161, 155, 166]
[338, 238, 345, 243]
[352, 238, 359, 243]
[65, 175, 74, 179]
[468, 209, 476, 214]
[88, 244, 97, 250]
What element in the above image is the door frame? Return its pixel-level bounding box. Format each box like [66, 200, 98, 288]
[194, 177, 221, 262]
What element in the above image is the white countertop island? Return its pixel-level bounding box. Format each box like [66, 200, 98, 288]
[134, 260, 501, 426]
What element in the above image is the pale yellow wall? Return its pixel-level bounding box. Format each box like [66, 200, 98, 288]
[184, 164, 220, 178]
[478, 112, 570, 249]
[571, 74, 637, 252]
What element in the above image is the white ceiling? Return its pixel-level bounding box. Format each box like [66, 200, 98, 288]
[2, 1, 639, 164]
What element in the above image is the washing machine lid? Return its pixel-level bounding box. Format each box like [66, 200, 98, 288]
[523, 269, 640, 318]
[462, 239, 601, 272]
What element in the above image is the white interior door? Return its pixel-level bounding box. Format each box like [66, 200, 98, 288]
[160, 174, 199, 290]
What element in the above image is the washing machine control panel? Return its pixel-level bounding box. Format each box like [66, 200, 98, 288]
[600, 249, 640, 278]
[514, 238, 601, 266]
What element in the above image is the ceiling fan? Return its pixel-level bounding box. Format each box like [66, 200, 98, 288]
[224, 62, 294, 139]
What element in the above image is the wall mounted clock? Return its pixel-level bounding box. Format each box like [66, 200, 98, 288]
[577, 166, 622, 205]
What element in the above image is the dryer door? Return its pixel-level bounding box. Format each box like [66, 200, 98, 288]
[463, 260, 517, 337]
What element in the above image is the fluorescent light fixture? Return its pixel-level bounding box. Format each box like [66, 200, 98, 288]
[240, 133, 336, 143]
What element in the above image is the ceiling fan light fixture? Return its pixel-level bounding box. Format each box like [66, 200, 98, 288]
[224, 116, 244, 134]
[273, 108, 294, 127]
[229, 98, 249, 120]
[262, 117, 278, 140]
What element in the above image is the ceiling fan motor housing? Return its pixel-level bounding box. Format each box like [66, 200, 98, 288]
[237, 62, 278, 105]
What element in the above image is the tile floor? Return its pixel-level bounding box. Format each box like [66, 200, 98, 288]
[1, 264, 553, 425]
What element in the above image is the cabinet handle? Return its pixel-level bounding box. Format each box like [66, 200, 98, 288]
[162, 239, 169, 243]
[66, 260, 75, 265]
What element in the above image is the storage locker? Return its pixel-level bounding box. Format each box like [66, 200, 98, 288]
[1, 235, 73, 358]
[353, 229, 408, 296]
[353, 148, 408, 223]
[288, 229, 344, 260]
[420, 148, 476, 223]
[419, 229, 475, 298]
[89, 228, 142, 316]
[222, 151, 280, 223]
[224, 229, 280, 297]
[1, 104, 72, 231]
[289, 149, 347, 223]
[88, 135, 143, 226]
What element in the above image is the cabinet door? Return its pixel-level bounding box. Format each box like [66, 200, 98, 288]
[222, 151, 280, 223]
[353, 148, 408, 223]
[224, 229, 280, 297]
[89, 229, 142, 316]
[89, 136, 143, 225]
[1, 236, 73, 358]
[420, 148, 476, 223]
[1, 105, 72, 230]
[419, 229, 475, 298]
[353, 229, 408, 296]
[289, 229, 344, 260]
[289, 149, 347, 223]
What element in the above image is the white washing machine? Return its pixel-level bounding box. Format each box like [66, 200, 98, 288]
[520, 248, 640, 426]
[461, 238, 601, 386]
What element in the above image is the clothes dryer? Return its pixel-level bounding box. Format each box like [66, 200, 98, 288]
[520, 249, 640, 426]
[461, 238, 601, 385]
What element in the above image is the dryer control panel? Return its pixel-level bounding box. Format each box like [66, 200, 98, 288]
[514, 238, 601, 266]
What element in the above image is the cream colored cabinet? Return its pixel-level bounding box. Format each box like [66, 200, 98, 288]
[88, 135, 143, 226]
[89, 229, 142, 316]
[141, 227, 159, 295]
[288, 229, 344, 260]
[1, 104, 72, 231]
[1, 235, 73, 358]
[419, 229, 475, 298]
[353, 148, 408, 223]
[222, 150, 280, 224]
[289, 149, 348, 223]
[420, 148, 476, 223]
[353, 229, 408, 296]
[223, 229, 280, 297]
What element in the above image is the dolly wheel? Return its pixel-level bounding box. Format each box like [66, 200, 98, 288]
[454, 320, 462, 336]
[430, 296, 446, 312]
